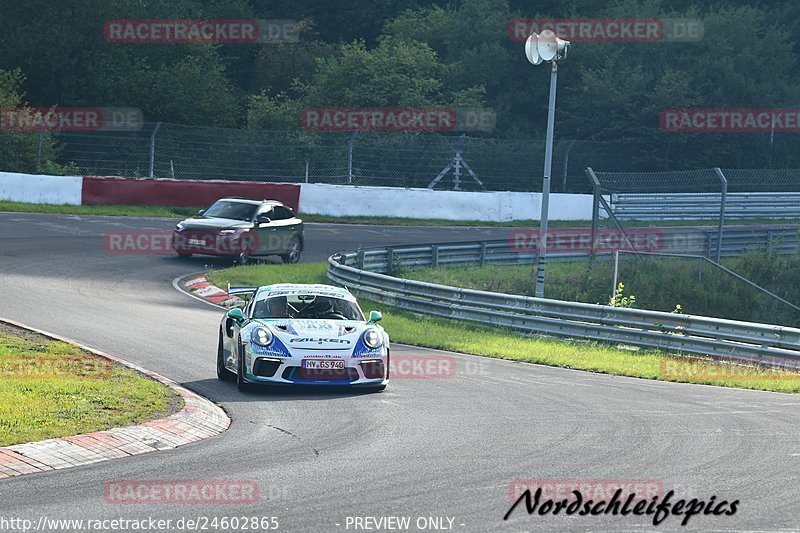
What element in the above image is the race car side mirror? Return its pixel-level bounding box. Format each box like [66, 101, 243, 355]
[367, 310, 382, 323]
[227, 308, 245, 323]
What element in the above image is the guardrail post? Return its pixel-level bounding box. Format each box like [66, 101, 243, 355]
[431, 245, 439, 268]
[356, 248, 364, 270]
[480, 241, 487, 267]
[767, 231, 773, 254]
[386, 247, 394, 275]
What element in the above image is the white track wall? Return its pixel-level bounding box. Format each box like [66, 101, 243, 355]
[0, 172, 82, 205]
[298, 183, 595, 221]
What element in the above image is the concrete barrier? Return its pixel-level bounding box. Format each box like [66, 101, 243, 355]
[82, 176, 301, 211]
[0, 172, 82, 205]
[298, 183, 594, 221]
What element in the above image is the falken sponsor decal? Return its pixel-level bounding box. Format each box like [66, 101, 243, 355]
[289, 338, 352, 344]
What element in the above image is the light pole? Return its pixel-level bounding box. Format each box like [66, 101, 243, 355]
[525, 30, 570, 298]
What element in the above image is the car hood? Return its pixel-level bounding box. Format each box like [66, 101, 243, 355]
[177, 217, 252, 231]
[254, 319, 371, 350]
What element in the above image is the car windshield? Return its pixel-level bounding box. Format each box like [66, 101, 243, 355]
[253, 295, 364, 321]
[201, 201, 257, 221]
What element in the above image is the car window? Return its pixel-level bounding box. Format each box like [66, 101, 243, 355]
[253, 295, 363, 320]
[258, 207, 275, 219]
[201, 201, 257, 221]
[272, 206, 294, 220]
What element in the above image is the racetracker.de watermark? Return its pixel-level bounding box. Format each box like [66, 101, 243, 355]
[300, 108, 496, 132]
[104, 19, 298, 44]
[0, 107, 143, 132]
[105, 230, 272, 255]
[660, 357, 800, 381]
[508, 479, 665, 502]
[661, 108, 800, 132]
[0, 357, 111, 379]
[508, 18, 703, 42]
[509, 229, 664, 254]
[103, 480, 259, 504]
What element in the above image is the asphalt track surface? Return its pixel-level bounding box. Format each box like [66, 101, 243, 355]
[0, 212, 799, 533]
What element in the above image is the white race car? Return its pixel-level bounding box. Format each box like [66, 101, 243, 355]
[217, 284, 389, 391]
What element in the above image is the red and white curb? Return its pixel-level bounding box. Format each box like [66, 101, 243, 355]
[182, 275, 243, 308]
[0, 317, 230, 479]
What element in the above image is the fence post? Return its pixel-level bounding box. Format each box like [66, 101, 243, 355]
[356, 248, 364, 270]
[347, 130, 359, 185]
[562, 139, 576, 192]
[480, 241, 487, 267]
[36, 125, 44, 167]
[587, 167, 600, 252]
[149, 122, 161, 178]
[713, 167, 727, 263]
[431, 245, 439, 267]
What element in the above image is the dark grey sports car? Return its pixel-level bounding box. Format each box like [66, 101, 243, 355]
[172, 198, 304, 264]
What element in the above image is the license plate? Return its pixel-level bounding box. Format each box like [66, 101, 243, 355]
[188, 238, 206, 246]
[302, 359, 345, 370]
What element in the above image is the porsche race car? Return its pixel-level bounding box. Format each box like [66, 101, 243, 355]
[217, 283, 389, 391]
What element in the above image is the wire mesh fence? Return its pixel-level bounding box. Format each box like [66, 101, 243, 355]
[4, 121, 800, 193]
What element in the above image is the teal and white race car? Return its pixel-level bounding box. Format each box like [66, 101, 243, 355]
[217, 283, 389, 391]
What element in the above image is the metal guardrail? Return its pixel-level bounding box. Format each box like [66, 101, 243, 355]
[327, 238, 800, 367]
[610, 192, 800, 220]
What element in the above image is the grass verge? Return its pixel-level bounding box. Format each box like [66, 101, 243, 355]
[0, 323, 181, 447]
[206, 262, 800, 394]
[2, 200, 797, 228]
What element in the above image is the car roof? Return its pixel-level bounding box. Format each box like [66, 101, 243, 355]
[218, 197, 285, 207]
[255, 284, 355, 302]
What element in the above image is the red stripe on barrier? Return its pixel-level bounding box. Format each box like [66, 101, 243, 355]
[81, 176, 301, 211]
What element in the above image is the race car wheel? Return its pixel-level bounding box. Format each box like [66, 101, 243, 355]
[281, 236, 301, 264]
[216, 332, 233, 381]
[177, 252, 193, 259]
[236, 251, 250, 266]
[236, 338, 250, 391]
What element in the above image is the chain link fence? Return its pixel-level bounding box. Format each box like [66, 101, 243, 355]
[4, 121, 800, 193]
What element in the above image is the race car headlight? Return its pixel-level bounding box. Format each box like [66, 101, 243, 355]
[175, 222, 186, 231]
[219, 229, 242, 235]
[251, 326, 273, 346]
[363, 328, 383, 349]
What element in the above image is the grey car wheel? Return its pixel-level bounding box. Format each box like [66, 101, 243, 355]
[281, 236, 301, 264]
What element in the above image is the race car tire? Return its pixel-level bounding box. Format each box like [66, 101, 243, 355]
[236, 338, 250, 391]
[216, 332, 234, 381]
[281, 236, 302, 264]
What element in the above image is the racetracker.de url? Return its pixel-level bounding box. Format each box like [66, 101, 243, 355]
[0, 516, 279, 532]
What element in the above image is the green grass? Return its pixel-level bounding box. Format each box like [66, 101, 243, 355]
[0, 200, 198, 218]
[2, 200, 797, 227]
[0, 325, 180, 446]
[207, 262, 800, 394]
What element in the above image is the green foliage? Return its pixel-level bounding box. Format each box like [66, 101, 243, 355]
[36, 160, 81, 176]
[609, 282, 636, 308]
[2, 0, 800, 170]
